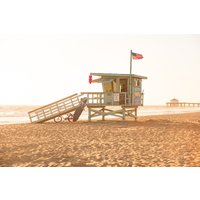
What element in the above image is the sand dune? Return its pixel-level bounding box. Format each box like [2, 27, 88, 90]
[0, 112, 200, 167]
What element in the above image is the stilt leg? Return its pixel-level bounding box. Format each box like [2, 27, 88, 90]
[135, 107, 137, 121]
[88, 107, 91, 122]
[122, 107, 125, 120]
[102, 107, 105, 121]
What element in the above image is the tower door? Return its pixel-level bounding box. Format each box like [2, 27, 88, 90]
[119, 79, 128, 105]
[120, 79, 128, 92]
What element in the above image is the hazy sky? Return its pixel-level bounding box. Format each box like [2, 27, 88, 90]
[0, 34, 200, 105]
[0, 1, 200, 199]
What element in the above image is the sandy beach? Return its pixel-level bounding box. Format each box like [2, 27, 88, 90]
[1, 112, 200, 167]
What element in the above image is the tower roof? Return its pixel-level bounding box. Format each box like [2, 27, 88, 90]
[90, 73, 147, 79]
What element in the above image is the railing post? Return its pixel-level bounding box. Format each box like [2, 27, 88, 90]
[71, 99, 74, 106]
[100, 93, 101, 104]
[92, 94, 94, 104]
[42, 109, 46, 119]
[50, 107, 53, 115]
[56, 103, 60, 114]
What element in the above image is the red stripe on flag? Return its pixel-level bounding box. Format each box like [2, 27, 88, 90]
[132, 53, 143, 59]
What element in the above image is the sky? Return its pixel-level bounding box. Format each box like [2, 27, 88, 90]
[1, 1, 200, 200]
[0, 0, 199, 106]
[0, 34, 200, 105]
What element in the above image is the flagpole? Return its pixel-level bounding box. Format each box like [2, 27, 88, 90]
[130, 50, 132, 105]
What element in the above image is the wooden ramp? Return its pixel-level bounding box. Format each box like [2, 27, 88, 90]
[28, 93, 86, 123]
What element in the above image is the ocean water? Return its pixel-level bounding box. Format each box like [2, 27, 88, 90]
[0, 105, 200, 125]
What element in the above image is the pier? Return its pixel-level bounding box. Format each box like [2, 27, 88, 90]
[166, 102, 200, 107]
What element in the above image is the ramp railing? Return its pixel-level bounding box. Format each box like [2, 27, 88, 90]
[28, 93, 84, 123]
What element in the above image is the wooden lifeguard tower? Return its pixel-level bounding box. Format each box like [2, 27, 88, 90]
[82, 72, 147, 121]
[28, 51, 147, 123]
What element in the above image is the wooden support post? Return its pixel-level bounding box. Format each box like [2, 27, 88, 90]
[88, 107, 91, 121]
[135, 107, 137, 121]
[102, 107, 105, 121]
[122, 107, 125, 120]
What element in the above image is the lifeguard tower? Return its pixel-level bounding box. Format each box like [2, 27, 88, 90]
[82, 72, 147, 121]
[28, 51, 147, 123]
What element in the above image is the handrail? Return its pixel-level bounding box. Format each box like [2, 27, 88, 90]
[28, 93, 80, 113]
[28, 93, 85, 123]
[81, 92, 105, 94]
[82, 92, 127, 106]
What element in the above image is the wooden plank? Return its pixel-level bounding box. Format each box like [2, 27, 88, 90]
[82, 92, 128, 106]
[87, 105, 138, 121]
[90, 109, 123, 119]
[87, 105, 106, 108]
[81, 92, 105, 94]
[28, 93, 81, 114]
[30, 97, 80, 116]
[31, 105, 81, 123]
[29, 93, 86, 123]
